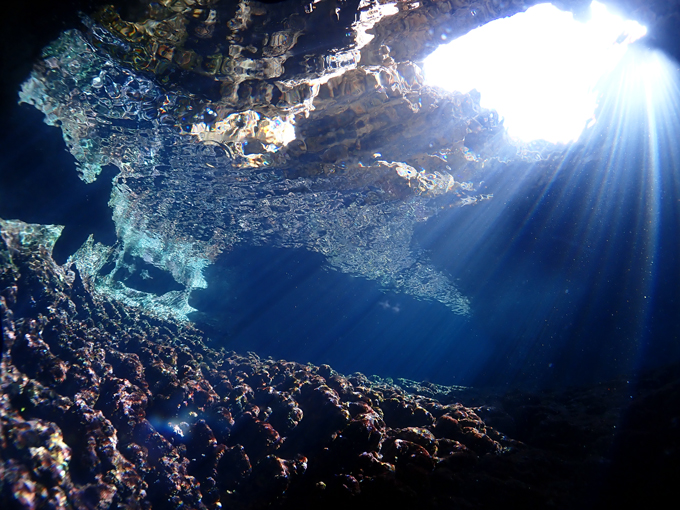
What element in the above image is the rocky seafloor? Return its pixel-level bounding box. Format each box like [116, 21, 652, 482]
[1, 220, 679, 510]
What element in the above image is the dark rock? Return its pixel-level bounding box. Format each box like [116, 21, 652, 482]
[3, 211, 680, 509]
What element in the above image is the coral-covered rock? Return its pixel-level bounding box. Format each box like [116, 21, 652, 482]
[393, 427, 438, 456]
[229, 411, 282, 462]
[381, 397, 434, 428]
[5, 417, 70, 486]
[3, 217, 680, 509]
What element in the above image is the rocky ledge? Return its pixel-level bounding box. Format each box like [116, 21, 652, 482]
[1, 219, 679, 509]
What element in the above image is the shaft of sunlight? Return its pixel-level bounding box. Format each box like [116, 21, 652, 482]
[423, 1, 647, 144]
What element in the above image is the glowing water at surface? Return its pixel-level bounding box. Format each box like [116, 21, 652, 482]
[424, 1, 647, 144]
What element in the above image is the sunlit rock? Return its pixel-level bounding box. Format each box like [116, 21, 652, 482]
[14, 0, 663, 321]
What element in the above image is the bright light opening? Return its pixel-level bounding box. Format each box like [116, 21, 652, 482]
[424, 1, 647, 144]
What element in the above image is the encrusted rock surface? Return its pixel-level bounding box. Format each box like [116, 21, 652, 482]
[2, 221, 680, 509]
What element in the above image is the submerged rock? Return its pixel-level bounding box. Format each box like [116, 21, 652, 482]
[2, 218, 680, 509]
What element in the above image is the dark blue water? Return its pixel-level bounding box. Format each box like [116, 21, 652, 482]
[187, 45, 680, 390]
[186, 134, 680, 391]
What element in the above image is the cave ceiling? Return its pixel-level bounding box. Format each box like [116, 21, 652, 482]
[15, 0, 677, 319]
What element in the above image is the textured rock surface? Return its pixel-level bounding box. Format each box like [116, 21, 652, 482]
[2, 219, 680, 509]
[12, 0, 679, 322]
[7, 0, 581, 319]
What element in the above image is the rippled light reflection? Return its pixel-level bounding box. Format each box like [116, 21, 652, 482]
[424, 1, 647, 144]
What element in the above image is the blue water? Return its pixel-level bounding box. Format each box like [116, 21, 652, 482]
[188, 134, 680, 391]
[186, 48, 680, 390]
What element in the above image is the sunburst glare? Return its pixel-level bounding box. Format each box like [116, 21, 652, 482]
[424, 1, 648, 144]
